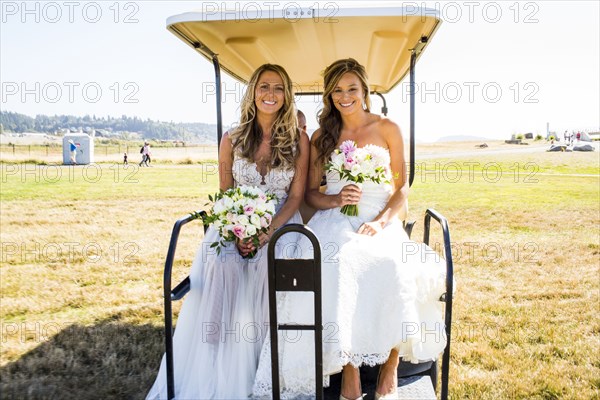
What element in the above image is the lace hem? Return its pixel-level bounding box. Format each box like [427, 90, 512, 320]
[338, 350, 392, 369]
[253, 375, 331, 400]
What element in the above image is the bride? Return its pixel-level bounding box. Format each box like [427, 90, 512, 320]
[146, 63, 309, 399]
[252, 59, 447, 399]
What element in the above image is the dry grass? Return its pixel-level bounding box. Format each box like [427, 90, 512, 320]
[1, 148, 599, 399]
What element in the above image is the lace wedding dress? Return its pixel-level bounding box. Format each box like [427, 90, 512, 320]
[146, 154, 302, 400]
[253, 147, 447, 398]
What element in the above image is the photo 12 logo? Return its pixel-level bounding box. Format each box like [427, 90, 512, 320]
[1, 1, 140, 24]
[1, 81, 140, 105]
[1, 163, 140, 184]
[400, 81, 540, 104]
[401, 1, 540, 24]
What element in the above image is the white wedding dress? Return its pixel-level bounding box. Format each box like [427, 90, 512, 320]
[146, 155, 302, 400]
[253, 147, 448, 398]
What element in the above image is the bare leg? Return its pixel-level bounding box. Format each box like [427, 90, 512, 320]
[375, 348, 399, 395]
[341, 364, 362, 399]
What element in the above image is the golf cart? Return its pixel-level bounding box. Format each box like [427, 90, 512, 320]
[162, 4, 454, 399]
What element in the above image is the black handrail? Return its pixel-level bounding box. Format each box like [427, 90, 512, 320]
[163, 210, 206, 400]
[268, 224, 323, 400]
[408, 51, 416, 188]
[213, 55, 223, 148]
[423, 208, 453, 400]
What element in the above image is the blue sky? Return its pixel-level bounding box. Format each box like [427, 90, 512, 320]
[1, 1, 598, 141]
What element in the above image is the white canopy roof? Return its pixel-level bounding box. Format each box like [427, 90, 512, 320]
[167, 5, 441, 94]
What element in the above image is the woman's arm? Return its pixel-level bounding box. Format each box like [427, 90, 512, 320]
[218, 132, 234, 191]
[271, 131, 310, 229]
[305, 129, 361, 210]
[256, 131, 310, 247]
[357, 119, 408, 235]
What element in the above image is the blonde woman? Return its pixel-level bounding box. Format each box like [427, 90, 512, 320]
[253, 59, 446, 399]
[146, 64, 310, 399]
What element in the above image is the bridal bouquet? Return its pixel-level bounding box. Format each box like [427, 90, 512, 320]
[326, 140, 391, 216]
[192, 186, 278, 258]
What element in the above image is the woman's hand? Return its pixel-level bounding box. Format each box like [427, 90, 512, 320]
[336, 184, 362, 207]
[236, 238, 255, 257]
[257, 229, 272, 249]
[357, 220, 384, 236]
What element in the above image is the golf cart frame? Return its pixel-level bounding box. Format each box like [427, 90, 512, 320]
[161, 4, 453, 400]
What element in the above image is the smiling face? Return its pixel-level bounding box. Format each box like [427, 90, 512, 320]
[331, 72, 365, 115]
[254, 70, 285, 116]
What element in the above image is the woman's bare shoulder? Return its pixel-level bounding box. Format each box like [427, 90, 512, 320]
[310, 128, 323, 144]
[377, 117, 403, 141]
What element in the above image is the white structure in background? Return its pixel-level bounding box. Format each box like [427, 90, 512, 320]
[62, 133, 94, 165]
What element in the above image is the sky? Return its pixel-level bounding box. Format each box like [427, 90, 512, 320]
[1, 0, 598, 142]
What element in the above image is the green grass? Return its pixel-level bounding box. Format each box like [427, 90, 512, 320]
[0, 162, 219, 201]
[1, 151, 599, 399]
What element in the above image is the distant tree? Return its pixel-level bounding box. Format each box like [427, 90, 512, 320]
[0, 110, 218, 142]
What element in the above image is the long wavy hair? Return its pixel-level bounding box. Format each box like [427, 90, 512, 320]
[229, 64, 299, 169]
[315, 58, 371, 166]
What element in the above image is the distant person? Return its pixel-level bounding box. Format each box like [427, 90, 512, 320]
[139, 141, 150, 167]
[297, 108, 307, 134]
[123, 152, 128, 165]
[68, 139, 77, 164]
[569, 131, 574, 144]
[576, 132, 581, 142]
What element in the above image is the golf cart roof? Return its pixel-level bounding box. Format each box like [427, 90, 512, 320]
[167, 4, 441, 94]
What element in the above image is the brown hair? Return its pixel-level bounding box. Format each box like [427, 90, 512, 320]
[315, 58, 371, 166]
[229, 64, 299, 168]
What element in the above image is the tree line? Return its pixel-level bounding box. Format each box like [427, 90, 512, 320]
[0, 111, 219, 143]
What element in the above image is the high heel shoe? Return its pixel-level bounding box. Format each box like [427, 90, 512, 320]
[374, 390, 398, 400]
[340, 394, 364, 400]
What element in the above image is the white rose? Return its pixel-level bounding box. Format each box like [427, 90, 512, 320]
[213, 201, 226, 215]
[237, 215, 250, 226]
[222, 196, 234, 209]
[255, 202, 267, 213]
[246, 225, 257, 236]
[250, 214, 261, 227]
[234, 199, 246, 209]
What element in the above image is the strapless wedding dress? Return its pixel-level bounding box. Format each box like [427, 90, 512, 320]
[253, 147, 447, 398]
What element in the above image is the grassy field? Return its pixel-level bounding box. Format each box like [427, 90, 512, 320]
[1, 147, 599, 399]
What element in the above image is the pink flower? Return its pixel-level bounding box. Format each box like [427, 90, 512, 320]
[339, 140, 356, 155]
[260, 216, 269, 228]
[232, 225, 246, 239]
[264, 213, 272, 225]
[343, 156, 356, 169]
[243, 205, 255, 215]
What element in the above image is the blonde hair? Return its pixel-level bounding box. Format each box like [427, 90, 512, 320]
[229, 64, 299, 169]
[315, 58, 371, 166]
